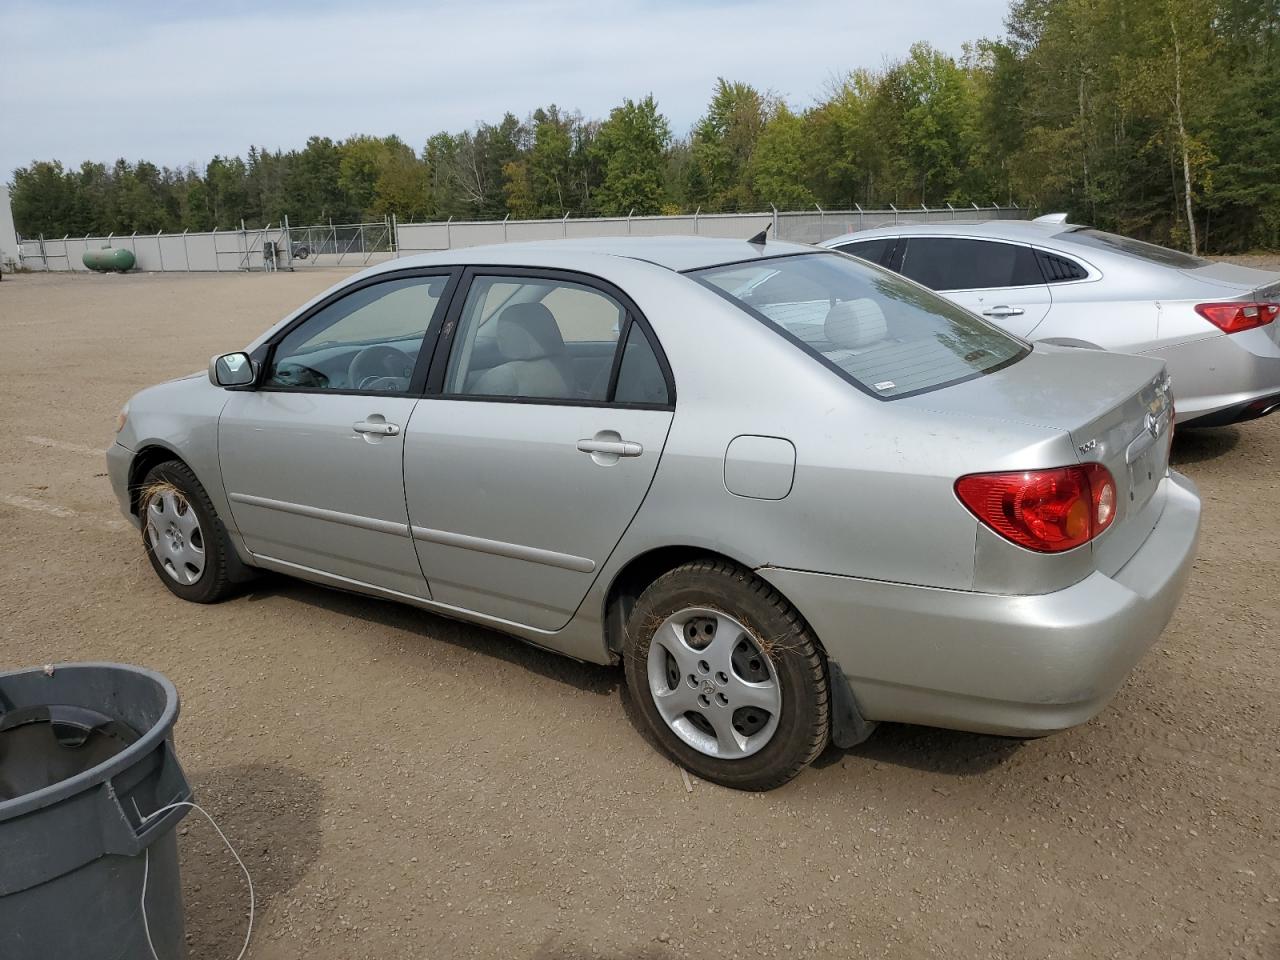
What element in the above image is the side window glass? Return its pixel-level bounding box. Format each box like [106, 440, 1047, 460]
[900, 238, 1043, 291]
[835, 238, 893, 266]
[613, 323, 671, 405]
[446, 276, 625, 401]
[266, 275, 448, 393]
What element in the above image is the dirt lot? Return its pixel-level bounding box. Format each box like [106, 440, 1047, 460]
[0, 267, 1277, 960]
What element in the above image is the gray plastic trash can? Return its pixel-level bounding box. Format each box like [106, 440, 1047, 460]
[0, 663, 192, 960]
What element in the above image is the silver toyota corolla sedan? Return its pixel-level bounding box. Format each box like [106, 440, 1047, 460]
[822, 217, 1280, 427]
[107, 237, 1201, 790]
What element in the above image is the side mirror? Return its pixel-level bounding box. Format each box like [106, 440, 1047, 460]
[209, 352, 255, 388]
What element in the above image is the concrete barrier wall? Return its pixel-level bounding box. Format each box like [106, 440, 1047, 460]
[15, 206, 1028, 270]
[395, 207, 1022, 254]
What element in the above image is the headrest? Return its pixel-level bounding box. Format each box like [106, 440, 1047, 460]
[494, 303, 565, 361]
[824, 298, 888, 351]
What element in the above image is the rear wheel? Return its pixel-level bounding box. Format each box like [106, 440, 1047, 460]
[140, 460, 240, 604]
[623, 559, 829, 791]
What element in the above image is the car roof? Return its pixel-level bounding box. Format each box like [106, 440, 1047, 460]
[823, 219, 1084, 246]
[379, 235, 818, 274]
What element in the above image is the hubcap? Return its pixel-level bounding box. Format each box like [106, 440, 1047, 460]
[646, 607, 781, 760]
[145, 490, 205, 585]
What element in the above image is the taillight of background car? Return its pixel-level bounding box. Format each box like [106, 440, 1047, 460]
[1194, 301, 1280, 334]
[955, 464, 1117, 553]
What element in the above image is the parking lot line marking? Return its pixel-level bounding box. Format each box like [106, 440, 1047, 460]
[2, 494, 126, 530]
[24, 435, 102, 456]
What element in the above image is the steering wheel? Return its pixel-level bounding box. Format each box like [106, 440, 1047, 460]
[348, 345, 413, 390]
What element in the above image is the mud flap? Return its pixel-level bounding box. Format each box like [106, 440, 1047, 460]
[828, 659, 878, 749]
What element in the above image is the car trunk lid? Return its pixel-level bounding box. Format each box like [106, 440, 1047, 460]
[1177, 260, 1280, 297]
[902, 344, 1173, 576]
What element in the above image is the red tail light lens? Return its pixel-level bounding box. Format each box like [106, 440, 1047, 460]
[1194, 301, 1279, 334]
[955, 464, 1117, 553]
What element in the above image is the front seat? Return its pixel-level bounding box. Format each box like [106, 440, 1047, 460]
[470, 302, 577, 398]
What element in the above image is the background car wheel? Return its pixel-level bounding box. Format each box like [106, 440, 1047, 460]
[623, 558, 830, 791]
[140, 460, 241, 603]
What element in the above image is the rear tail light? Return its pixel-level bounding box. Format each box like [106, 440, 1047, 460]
[955, 464, 1117, 553]
[1194, 301, 1279, 334]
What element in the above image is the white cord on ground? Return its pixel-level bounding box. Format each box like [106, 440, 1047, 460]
[139, 800, 255, 960]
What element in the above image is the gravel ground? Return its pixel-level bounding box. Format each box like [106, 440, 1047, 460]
[0, 266, 1277, 959]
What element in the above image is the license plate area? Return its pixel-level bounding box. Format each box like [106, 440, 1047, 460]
[1124, 416, 1170, 514]
[1128, 445, 1161, 511]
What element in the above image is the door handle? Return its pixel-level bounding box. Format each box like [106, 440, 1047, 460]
[577, 438, 643, 457]
[353, 420, 400, 436]
[982, 305, 1025, 318]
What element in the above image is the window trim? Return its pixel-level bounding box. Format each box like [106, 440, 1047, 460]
[688, 252, 1030, 403]
[249, 267, 464, 398]
[423, 265, 676, 411]
[898, 235, 1049, 293]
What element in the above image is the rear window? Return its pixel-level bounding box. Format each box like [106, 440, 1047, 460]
[1061, 229, 1209, 268]
[689, 252, 1027, 399]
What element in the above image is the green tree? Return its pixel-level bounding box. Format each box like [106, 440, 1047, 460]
[281, 137, 349, 223]
[1204, 0, 1280, 249]
[527, 106, 574, 215]
[747, 108, 816, 209]
[687, 79, 774, 211]
[10, 161, 78, 236]
[590, 96, 671, 215]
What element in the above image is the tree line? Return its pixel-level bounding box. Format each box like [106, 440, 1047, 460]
[9, 0, 1278, 253]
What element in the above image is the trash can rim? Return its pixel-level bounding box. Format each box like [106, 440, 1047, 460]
[0, 662, 180, 822]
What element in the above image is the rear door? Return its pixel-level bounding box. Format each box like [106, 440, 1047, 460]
[402, 268, 675, 630]
[898, 236, 1051, 338]
[219, 270, 457, 598]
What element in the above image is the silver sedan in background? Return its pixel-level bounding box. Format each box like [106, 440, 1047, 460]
[823, 217, 1280, 426]
[108, 237, 1200, 790]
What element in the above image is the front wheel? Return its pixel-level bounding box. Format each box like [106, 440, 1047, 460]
[623, 559, 830, 791]
[139, 460, 241, 603]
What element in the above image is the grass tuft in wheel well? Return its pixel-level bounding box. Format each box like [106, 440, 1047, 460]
[603, 546, 742, 656]
[128, 447, 186, 515]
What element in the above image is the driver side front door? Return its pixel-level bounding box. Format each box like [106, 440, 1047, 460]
[218, 269, 457, 599]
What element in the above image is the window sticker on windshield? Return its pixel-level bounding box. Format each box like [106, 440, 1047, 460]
[874, 380, 896, 392]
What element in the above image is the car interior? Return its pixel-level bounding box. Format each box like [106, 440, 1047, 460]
[701, 254, 1025, 397]
[446, 278, 668, 404]
[263, 274, 669, 404]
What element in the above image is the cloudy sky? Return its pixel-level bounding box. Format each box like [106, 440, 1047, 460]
[2, 0, 1009, 180]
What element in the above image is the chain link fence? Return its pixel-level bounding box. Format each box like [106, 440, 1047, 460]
[282, 218, 396, 267]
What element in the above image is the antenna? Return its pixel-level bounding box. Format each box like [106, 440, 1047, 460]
[748, 224, 770, 245]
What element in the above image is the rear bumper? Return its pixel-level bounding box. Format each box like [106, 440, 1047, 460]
[1149, 329, 1280, 424]
[759, 472, 1201, 737]
[1179, 391, 1280, 428]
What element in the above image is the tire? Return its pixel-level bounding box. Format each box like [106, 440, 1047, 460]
[139, 460, 241, 604]
[623, 559, 830, 791]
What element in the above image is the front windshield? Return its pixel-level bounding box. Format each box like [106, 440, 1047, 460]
[690, 252, 1027, 399]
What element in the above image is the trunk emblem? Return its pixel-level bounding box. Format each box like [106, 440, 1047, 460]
[1145, 412, 1160, 439]
[1078, 438, 1098, 455]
